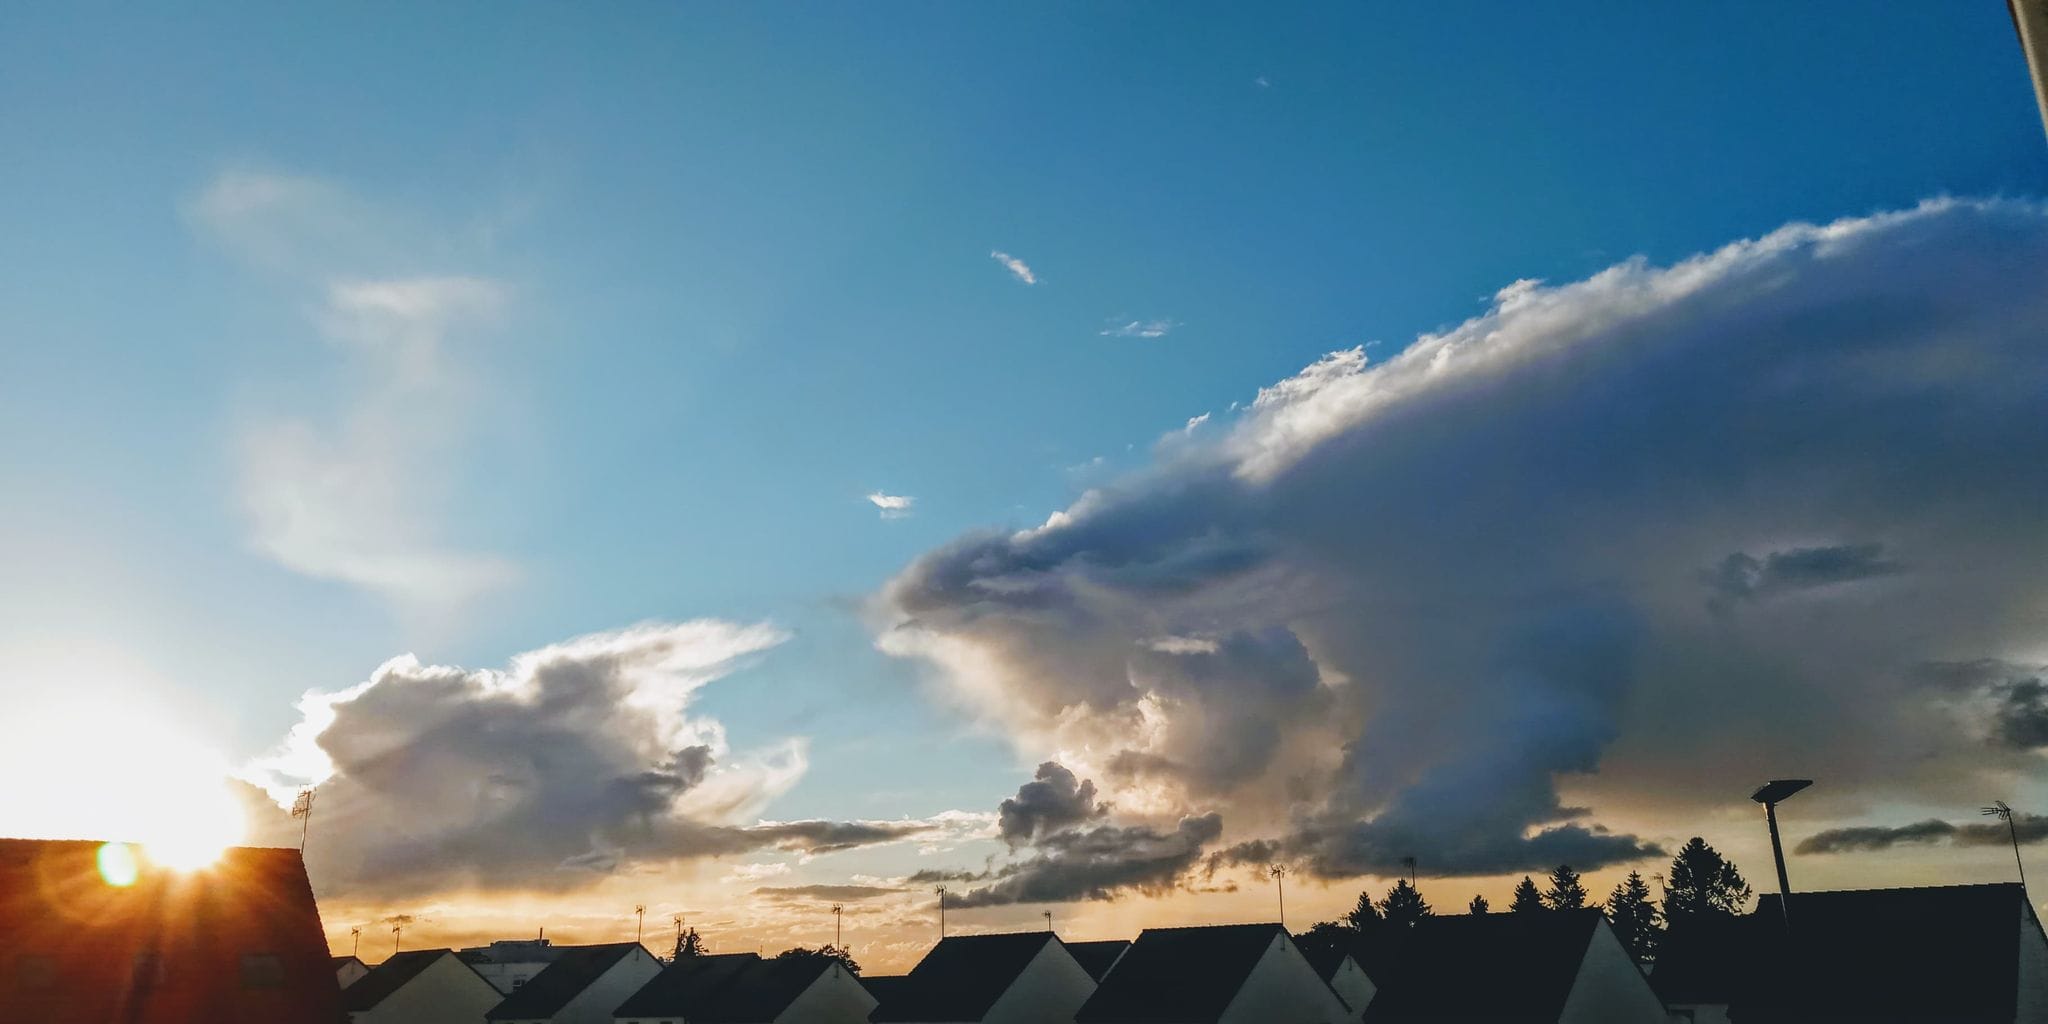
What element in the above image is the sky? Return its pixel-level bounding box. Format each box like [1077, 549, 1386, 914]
[2, 2, 2046, 972]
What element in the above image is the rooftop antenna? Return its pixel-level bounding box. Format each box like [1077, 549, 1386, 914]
[290, 788, 317, 852]
[935, 886, 948, 939]
[832, 903, 844, 949]
[392, 922, 402, 955]
[1983, 800, 2029, 895]
[1270, 865, 1287, 928]
[635, 904, 646, 945]
[1043, 911, 1052, 933]
[673, 913, 685, 948]
[350, 926, 361, 958]
[1400, 855, 1417, 886]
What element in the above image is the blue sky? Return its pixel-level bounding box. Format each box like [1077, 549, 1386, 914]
[3, 2, 2046, 958]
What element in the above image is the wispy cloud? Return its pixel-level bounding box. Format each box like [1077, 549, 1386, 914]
[990, 250, 1037, 285]
[868, 492, 915, 519]
[1100, 319, 1176, 339]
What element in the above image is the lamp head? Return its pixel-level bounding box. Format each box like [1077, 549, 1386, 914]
[1751, 779, 1813, 805]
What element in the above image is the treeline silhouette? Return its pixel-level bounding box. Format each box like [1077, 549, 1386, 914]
[1295, 836, 1751, 964]
[667, 925, 863, 975]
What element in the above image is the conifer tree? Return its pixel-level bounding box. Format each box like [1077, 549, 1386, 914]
[1378, 879, 1434, 927]
[1510, 876, 1545, 913]
[1542, 864, 1589, 911]
[1344, 887, 1383, 931]
[1662, 837, 1752, 930]
[1604, 870, 1661, 963]
[1468, 894, 1490, 915]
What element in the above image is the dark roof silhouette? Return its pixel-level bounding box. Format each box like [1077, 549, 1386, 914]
[1066, 939, 1131, 981]
[1647, 913, 1750, 1006]
[486, 942, 643, 1020]
[341, 948, 455, 1011]
[1732, 883, 2043, 1023]
[861, 973, 915, 1007]
[1360, 910, 1603, 1023]
[613, 952, 844, 1021]
[332, 955, 366, 970]
[1074, 923, 1290, 1023]
[0, 838, 342, 1024]
[1299, 942, 1356, 983]
[870, 931, 1061, 1022]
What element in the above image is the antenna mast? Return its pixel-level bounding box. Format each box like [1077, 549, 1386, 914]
[831, 903, 844, 949]
[635, 904, 646, 944]
[935, 886, 948, 939]
[1270, 865, 1287, 927]
[1984, 800, 2030, 894]
[350, 926, 360, 957]
[290, 788, 317, 852]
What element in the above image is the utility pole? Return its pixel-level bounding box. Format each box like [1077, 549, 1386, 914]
[1270, 865, 1287, 928]
[831, 903, 844, 949]
[935, 886, 948, 939]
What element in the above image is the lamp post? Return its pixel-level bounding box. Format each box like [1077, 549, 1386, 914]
[1751, 779, 1812, 928]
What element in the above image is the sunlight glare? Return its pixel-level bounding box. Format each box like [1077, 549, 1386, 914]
[97, 841, 140, 886]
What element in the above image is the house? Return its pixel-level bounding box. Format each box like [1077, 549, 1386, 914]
[1698, 883, 2048, 1023]
[465, 938, 572, 994]
[1358, 910, 1666, 1024]
[336, 954, 373, 989]
[343, 948, 505, 1023]
[487, 942, 664, 1024]
[0, 838, 343, 1024]
[613, 950, 876, 1023]
[1644, 915, 1747, 1024]
[1300, 945, 1376, 1018]
[860, 974, 916, 1010]
[1074, 923, 1352, 1024]
[870, 931, 1098, 1024]
[1066, 941, 1131, 983]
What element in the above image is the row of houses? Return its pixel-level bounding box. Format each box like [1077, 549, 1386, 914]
[9, 836, 2048, 1022]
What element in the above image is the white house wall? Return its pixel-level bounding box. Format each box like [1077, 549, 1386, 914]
[355, 954, 503, 1024]
[1323, 956, 1375, 1017]
[553, 948, 664, 1024]
[981, 941, 1097, 1024]
[338, 960, 372, 990]
[1557, 919, 1667, 1024]
[2017, 903, 2048, 1024]
[775, 963, 880, 1024]
[1217, 933, 1353, 1024]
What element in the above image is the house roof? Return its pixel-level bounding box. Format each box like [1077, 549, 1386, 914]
[1066, 939, 1131, 981]
[861, 974, 916, 1007]
[1730, 883, 2039, 1023]
[614, 952, 834, 1021]
[486, 942, 643, 1020]
[341, 949, 453, 1011]
[1074, 923, 1289, 1024]
[1359, 910, 1603, 1023]
[1299, 943, 1356, 983]
[870, 931, 1060, 1022]
[333, 955, 366, 970]
[0, 838, 343, 1024]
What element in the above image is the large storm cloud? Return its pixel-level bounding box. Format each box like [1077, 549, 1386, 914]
[879, 199, 2048, 880]
[248, 620, 939, 895]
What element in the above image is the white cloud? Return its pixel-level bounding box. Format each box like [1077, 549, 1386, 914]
[1100, 319, 1176, 339]
[990, 250, 1038, 285]
[1182, 412, 1211, 434]
[868, 492, 916, 519]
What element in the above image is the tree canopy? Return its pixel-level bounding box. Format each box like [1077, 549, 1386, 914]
[1662, 837, 1752, 929]
[1542, 864, 1590, 912]
[670, 927, 708, 961]
[1344, 888, 1383, 931]
[774, 944, 861, 976]
[1378, 879, 1434, 927]
[1605, 870, 1661, 963]
[1510, 876, 1545, 914]
[1468, 894, 1490, 915]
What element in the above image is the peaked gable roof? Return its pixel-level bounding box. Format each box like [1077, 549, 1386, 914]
[486, 942, 643, 1020]
[1299, 943, 1358, 983]
[1075, 923, 1290, 1023]
[613, 953, 766, 1018]
[1732, 883, 2038, 1023]
[1360, 910, 1602, 1023]
[1067, 939, 1131, 981]
[333, 955, 367, 970]
[870, 931, 1060, 1022]
[694, 956, 837, 1022]
[341, 948, 461, 1012]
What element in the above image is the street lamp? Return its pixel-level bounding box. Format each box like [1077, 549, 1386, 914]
[1751, 779, 1812, 928]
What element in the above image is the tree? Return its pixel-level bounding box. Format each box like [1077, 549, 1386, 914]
[1542, 865, 1589, 911]
[1468, 894, 1490, 915]
[1662, 837, 1752, 930]
[1296, 921, 1354, 947]
[1344, 888, 1383, 931]
[671, 927, 708, 961]
[1378, 879, 1434, 927]
[775, 944, 860, 976]
[1510, 876, 1545, 914]
[1605, 871, 1661, 963]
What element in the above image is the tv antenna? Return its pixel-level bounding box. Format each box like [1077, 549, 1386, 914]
[391, 922, 402, 955]
[831, 903, 844, 949]
[1400, 855, 1417, 886]
[635, 904, 646, 944]
[1983, 800, 2029, 894]
[290, 788, 317, 852]
[349, 926, 361, 957]
[1043, 911, 1052, 933]
[1270, 865, 1287, 927]
[935, 886, 948, 938]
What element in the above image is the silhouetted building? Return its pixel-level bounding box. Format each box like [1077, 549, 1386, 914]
[612, 950, 875, 1023]
[342, 947, 505, 1024]
[1657, 883, 2048, 1024]
[870, 931, 1097, 1023]
[1074, 923, 1352, 1024]
[1360, 910, 1664, 1023]
[0, 838, 342, 1024]
[1066, 941, 1132, 983]
[335, 953, 372, 989]
[463, 938, 570, 994]
[486, 942, 662, 1024]
[1300, 944, 1377, 1018]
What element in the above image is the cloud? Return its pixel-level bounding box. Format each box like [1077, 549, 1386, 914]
[753, 884, 907, 902]
[244, 620, 924, 896]
[189, 168, 518, 612]
[1101, 319, 1175, 339]
[913, 814, 1224, 908]
[1796, 814, 2048, 854]
[1916, 660, 2048, 751]
[880, 199, 2048, 879]
[997, 762, 1106, 848]
[868, 493, 916, 520]
[990, 250, 1037, 285]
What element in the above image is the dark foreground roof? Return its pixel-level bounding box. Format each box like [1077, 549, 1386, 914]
[861, 974, 916, 1007]
[487, 942, 643, 1019]
[0, 838, 342, 1024]
[1299, 942, 1355, 983]
[1732, 883, 2040, 1023]
[1361, 910, 1603, 1023]
[614, 952, 845, 1022]
[871, 931, 1060, 1022]
[1066, 940, 1131, 981]
[1075, 923, 1288, 1023]
[341, 949, 453, 1011]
